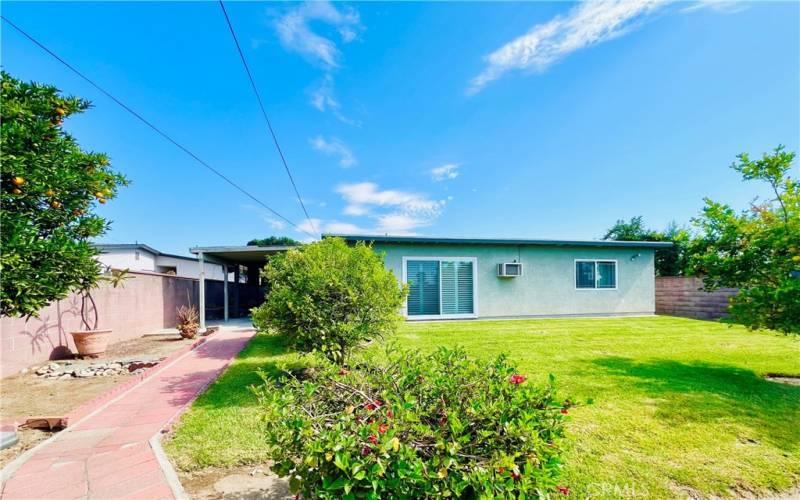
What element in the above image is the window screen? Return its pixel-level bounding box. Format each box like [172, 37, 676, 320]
[576, 261, 596, 288]
[597, 261, 617, 288]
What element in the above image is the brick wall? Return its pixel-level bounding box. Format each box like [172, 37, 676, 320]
[0, 271, 261, 378]
[655, 276, 738, 320]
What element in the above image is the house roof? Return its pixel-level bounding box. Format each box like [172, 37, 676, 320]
[326, 234, 673, 249]
[93, 243, 200, 262]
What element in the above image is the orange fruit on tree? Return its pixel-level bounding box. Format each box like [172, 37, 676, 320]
[45, 189, 55, 197]
[11, 188, 22, 195]
[98, 198, 107, 204]
[50, 200, 61, 209]
[55, 107, 66, 116]
[94, 191, 104, 198]
[11, 176, 25, 186]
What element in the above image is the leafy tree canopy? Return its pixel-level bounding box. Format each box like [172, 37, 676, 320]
[689, 146, 799, 334]
[603, 216, 691, 277]
[247, 236, 301, 246]
[1, 71, 128, 317]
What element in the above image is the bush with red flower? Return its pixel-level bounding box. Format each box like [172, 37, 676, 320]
[256, 346, 572, 498]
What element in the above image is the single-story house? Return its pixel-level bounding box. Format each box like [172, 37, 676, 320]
[94, 243, 226, 280]
[333, 234, 672, 320]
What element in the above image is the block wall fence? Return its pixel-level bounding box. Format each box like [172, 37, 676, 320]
[655, 276, 737, 320]
[0, 270, 260, 378]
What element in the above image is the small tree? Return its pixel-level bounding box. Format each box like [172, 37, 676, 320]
[251, 237, 407, 363]
[689, 146, 799, 334]
[1, 72, 128, 317]
[603, 216, 691, 276]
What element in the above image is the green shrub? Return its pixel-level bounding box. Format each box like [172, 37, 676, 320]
[256, 346, 571, 498]
[251, 237, 407, 364]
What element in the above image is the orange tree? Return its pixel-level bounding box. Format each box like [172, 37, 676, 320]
[1, 71, 127, 317]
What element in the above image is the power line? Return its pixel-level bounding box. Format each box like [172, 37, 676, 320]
[1, 15, 317, 239]
[218, 0, 318, 237]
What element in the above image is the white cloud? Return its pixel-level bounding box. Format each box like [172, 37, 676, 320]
[468, 0, 668, 93]
[309, 76, 361, 126]
[328, 182, 447, 235]
[310, 135, 357, 167]
[337, 182, 444, 218]
[430, 163, 461, 181]
[265, 218, 285, 230]
[274, 1, 361, 69]
[680, 0, 748, 14]
[375, 213, 429, 234]
[310, 75, 339, 112]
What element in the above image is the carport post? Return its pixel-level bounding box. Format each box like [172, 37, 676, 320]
[198, 251, 206, 331]
[223, 263, 229, 322]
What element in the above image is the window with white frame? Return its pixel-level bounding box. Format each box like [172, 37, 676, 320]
[404, 258, 476, 318]
[575, 260, 617, 289]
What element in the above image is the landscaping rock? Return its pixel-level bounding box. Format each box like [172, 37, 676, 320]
[31, 357, 164, 380]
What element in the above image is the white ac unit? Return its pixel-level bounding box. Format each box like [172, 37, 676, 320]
[498, 262, 523, 277]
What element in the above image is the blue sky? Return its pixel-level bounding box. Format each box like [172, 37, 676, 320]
[3, 1, 798, 255]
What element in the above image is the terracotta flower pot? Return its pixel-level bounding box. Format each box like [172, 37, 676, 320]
[70, 329, 112, 358]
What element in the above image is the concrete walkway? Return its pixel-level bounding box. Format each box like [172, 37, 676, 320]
[0, 322, 256, 499]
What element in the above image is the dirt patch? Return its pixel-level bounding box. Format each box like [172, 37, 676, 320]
[177, 465, 291, 499]
[765, 374, 800, 386]
[0, 334, 195, 468]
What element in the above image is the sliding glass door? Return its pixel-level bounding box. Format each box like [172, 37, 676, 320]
[405, 258, 476, 318]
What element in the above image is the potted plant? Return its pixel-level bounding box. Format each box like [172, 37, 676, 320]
[70, 267, 130, 358]
[176, 304, 199, 339]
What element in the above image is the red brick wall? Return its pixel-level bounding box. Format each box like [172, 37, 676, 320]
[0, 271, 201, 378]
[655, 276, 737, 320]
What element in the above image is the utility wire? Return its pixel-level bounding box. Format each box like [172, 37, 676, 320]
[218, 0, 318, 237]
[1, 15, 317, 239]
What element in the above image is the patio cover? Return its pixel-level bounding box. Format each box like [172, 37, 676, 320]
[189, 245, 295, 330]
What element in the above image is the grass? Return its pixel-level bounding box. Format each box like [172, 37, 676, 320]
[165, 316, 800, 498]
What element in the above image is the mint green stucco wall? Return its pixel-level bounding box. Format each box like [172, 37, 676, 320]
[372, 243, 656, 319]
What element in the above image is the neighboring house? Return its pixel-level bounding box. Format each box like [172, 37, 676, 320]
[94, 243, 227, 280]
[333, 235, 672, 320]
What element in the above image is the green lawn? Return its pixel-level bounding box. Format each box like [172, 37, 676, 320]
[165, 316, 800, 498]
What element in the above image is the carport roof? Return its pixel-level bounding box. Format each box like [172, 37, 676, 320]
[189, 245, 296, 264]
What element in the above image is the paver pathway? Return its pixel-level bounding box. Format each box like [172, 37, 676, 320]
[0, 323, 256, 499]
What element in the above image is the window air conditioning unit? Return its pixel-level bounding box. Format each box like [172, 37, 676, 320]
[498, 262, 523, 278]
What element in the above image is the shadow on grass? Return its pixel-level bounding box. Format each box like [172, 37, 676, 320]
[190, 333, 295, 410]
[590, 356, 800, 451]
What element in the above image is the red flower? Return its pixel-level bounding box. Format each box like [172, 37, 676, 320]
[364, 403, 376, 411]
[386, 410, 394, 418]
[497, 467, 505, 474]
[438, 416, 448, 426]
[557, 485, 570, 495]
[338, 368, 348, 376]
[509, 374, 526, 385]
[374, 400, 382, 407]
[560, 408, 569, 415]
[368, 434, 378, 445]
[510, 471, 521, 481]
[361, 445, 372, 456]
[378, 423, 389, 434]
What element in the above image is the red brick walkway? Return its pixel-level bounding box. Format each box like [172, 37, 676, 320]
[0, 323, 256, 499]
